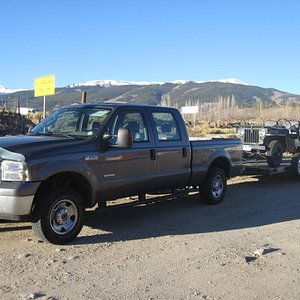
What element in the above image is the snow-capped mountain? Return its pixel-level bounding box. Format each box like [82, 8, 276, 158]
[0, 85, 27, 95]
[67, 80, 166, 88]
[67, 78, 249, 88]
[205, 78, 249, 85]
[1, 78, 299, 112]
[0, 78, 249, 93]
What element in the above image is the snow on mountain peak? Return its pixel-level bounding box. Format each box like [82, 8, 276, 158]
[208, 78, 249, 85]
[0, 85, 27, 94]
[67, 78, 248, 88]
[67, 79, 167, 88]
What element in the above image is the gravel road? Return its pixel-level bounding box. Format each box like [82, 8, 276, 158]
[0, 174, 300, 300]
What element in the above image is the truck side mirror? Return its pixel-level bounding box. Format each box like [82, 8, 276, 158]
[117, 127, 133, 148]
[100, 132, 111, 151]
[102, 132, 111, 143]
[27, 125, 35, 135]
[101, 128, 133, 150]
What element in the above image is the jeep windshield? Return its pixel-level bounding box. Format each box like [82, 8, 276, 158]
[30, 107, 111, 138]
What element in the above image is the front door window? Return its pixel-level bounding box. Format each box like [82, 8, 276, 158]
[107, 111, 149, 144]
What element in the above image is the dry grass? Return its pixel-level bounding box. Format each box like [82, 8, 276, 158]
[185, 104, 300, 138]
[188, 122, 237, 138]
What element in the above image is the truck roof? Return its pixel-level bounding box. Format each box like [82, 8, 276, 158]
[63, 102, 178, 111]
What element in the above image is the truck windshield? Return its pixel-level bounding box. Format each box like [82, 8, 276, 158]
[31, 107, 111, 138]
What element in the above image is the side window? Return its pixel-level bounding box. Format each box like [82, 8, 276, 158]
[152, 112, 181, 141]
[106, 111, 149, 144]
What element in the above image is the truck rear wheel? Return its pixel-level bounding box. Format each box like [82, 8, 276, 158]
[199, 167, 227, 205]
[266, 140, 283, 167]
[32, 187, 85, 244]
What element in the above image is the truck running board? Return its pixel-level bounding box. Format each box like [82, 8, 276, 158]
[95, 189, 197, 212]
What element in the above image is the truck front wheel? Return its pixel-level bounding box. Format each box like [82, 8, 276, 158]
[200, 167, 227, 205]
[32, 187, 85, 244]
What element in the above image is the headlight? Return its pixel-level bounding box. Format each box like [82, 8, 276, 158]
[237, 128, 245, 137]
[1, 160, 29, 181]
[259, 128, 266, 138]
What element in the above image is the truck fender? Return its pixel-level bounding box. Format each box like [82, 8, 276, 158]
[205, 150, 232, 178]
[33, 159, 98, 206]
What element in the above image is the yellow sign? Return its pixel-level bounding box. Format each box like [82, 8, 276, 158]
[34, 74, 55, 97]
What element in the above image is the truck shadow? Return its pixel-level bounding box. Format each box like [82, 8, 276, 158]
[0, 221, 31, 232]
[76, 174, 300, 245]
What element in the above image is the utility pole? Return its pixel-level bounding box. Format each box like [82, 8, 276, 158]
[81, 91, 87, 103]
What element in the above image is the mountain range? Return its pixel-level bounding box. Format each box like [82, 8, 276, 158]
[0, 78, 248, 94]
[1, 78, 300, 112]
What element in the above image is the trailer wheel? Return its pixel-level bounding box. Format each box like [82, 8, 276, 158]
[200, 167, 227, 205]
[266, 140, 283, 167]
[291, 153, 300, 175]
[32, 187, 85, 244]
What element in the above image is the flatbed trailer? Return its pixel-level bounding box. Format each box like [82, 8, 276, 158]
[242, 153, 300, 177]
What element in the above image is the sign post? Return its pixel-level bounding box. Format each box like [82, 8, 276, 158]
[34, 74, 55, 119]
[181, 106, 199, 128]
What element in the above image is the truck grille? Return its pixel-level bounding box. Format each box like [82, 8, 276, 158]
[244, 128, 259, 144]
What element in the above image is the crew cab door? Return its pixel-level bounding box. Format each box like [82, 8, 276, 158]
[148, 109, 191, 190]
[100, 109, 157, 200]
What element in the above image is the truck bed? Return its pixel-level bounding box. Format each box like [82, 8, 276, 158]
[188, 138, 242, 185]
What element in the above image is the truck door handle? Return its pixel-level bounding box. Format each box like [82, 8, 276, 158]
[150, 149, 156, 160]
[182, 147, 187, 157]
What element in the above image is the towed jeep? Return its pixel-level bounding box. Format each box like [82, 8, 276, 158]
[236, 118, 300, 167]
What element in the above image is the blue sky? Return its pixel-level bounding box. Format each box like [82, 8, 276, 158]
[1, 0, 300, 94]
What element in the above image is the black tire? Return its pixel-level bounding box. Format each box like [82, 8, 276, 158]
[31, 187, 85, 244]
[199, 167, 227, 205]
[291, 153, 300, 176]
[266, 140, 283, 167]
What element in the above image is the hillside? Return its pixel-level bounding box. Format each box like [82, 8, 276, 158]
[1, 80, 300, 113]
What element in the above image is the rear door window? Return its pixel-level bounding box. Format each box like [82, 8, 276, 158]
[151, 112, 181, 141]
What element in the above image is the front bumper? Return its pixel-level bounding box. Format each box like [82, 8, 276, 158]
[0, 181, 40, 220]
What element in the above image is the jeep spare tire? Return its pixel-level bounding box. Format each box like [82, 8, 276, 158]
[267, 140, 283, 167]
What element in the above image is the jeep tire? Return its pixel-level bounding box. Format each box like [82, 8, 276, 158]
[291, 153, 300, 175]
[266, 140, 283, 167]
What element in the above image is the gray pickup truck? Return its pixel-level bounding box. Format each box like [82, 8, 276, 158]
[0, 103, 242, 244]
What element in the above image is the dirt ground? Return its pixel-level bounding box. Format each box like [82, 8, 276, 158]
[0, 174, 300, 300]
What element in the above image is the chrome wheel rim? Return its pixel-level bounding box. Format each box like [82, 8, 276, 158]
[50, 199, 78, 235]
[211, 175, 224, 199]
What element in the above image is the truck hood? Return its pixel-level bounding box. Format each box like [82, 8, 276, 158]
[0, 135, 82, 157]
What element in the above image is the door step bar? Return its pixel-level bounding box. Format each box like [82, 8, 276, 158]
[95, 189, 197, 212]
